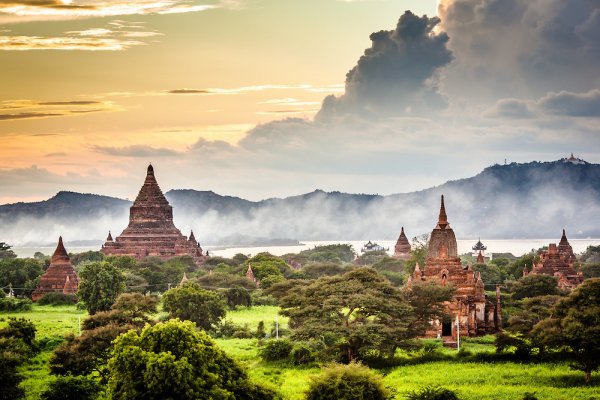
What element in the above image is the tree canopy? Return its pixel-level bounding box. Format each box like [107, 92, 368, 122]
[78, 261, 126, 315]
[280, 268, 415, 362]
[107, 319, 277, 400]
[162, 282, 226, 330]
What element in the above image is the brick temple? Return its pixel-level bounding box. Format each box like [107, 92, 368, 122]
[409, 195, 501, 339]
[32, 237, 79, 301]
[526, 229, 583, 290]
[392, 226, 411, 260]
[101, 164, 206, 264]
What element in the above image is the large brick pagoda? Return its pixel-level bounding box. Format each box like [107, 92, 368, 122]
[101, 164, 206, 264]
[32, 236, 79, 301]
[410, 195, 501, 339]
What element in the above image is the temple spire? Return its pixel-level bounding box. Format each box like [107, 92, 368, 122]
[147, 163, 154, 176]
[52, 236, 69, 262]
[106, 231, 113, 242]
[438, 195, 448, 229]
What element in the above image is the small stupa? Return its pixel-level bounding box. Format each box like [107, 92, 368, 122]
[32, 237, 79, 301]
[393, 227, 411, 260]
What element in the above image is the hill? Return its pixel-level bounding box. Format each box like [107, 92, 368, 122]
[1, 157, 599, 246]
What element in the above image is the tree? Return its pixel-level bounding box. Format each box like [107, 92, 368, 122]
[579, 263, 600, 279]
[532, 278, 600, 383]
[302, 263, 350, 279]
[0, 258, 44, 296]
[405, 234, 429, 273]
[107, 319, 277, 400]
[224, 286, 252, 309]
[0, 318, 37, 400]
[305, 363, 391, 400]
[0, 242, 17, 259]
[280, 268, 415, 362]
[50, 293, 158, 380]
[162, 282, 226, 330]
[509, 274, 560, 300]
[41, 376, 102, 400]
[299, 244, 356, 264]
[78, 261, 126, 315]
[403, 282, 455, 338]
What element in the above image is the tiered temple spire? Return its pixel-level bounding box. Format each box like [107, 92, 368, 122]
[32, 237, 79, 301]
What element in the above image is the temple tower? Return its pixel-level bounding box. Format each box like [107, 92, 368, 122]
[473, 238, 487, 264]
[393, 227, 411, 260]
[32, 237, 79, 301]
[102, 164, 206, 265]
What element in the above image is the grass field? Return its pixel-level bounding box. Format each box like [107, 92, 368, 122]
[2, 304, 599, 400]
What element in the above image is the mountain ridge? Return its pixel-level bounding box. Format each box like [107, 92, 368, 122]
[1, 158, 599, 246]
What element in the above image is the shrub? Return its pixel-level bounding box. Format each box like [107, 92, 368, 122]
[305, 363, 391, 400]
[405, 386, 459, 400]
[0, 297, 32, 312]
[37, 292, 77, 306]
[41, 375, 102, 400]
[259, 339, 293, 361]
[225, 286, 252, 309]
[290, 341, 317, 365]
[522, 393, 538, 400]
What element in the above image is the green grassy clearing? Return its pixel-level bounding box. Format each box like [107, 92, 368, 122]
[2, 304, 599, 400]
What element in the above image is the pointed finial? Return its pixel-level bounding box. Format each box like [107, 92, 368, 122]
[53, 236, 68, 258]
[107, 230, 113, 241]
[189, 230, 196, 242]
[437, 195, 448, 228]
[147, 163, 154, 175]
[401, 226, 405, 234]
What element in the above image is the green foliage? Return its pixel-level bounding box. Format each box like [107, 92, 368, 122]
[0, 317, 37, 348]
[532, 278, 600, 383]
[107, 319, 278, 400]
[247, 253, 291, 283]
[0, 297, 32, 312]
[355, 250, 388, 266]
[507, 254, 536, 280]
[299, 244, 356, 264]
[264, 280, 309, 301]
[197, 271, 257, 289]
[302, 263, 350, 279]
[380, 270, 404, 286]
[162, 282, 226, 330]
[259, 339, 293, 361]
[579, 263, 600, 279]
[40, 375, 102, 400]
[132, 256, 195, 291]
[508, 295, 561, 336]
[78, 261, 126, 315]
[69, 251, 104, 266]
[580, 245, 600, 264]
[305, 363, 391, 400]
[290, 341, 318, 365]
[50, 293, 158, 379]
[405, 385, 459, 400]
[281, 268, 415, 362]
[404, 234, 429, 273]
[509, 275, 560, 300]
[0, 242, 17, 259]
[372, 256, 405, 273]
[472, 262, 508, 290]
[256, 321, 266, 339]
[37, 292, 77, 306]
[0, 258, 44, 296]
[403, 282, 455, 338]
[521, 393, 538, 400]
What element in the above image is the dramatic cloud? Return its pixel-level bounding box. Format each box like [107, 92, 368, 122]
[316, 10, 452, 121]
[438, 0, 600, 104]
[538, 89, 600, 117]
[0, 99, 114, 120]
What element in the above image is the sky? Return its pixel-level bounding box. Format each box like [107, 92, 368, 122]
[1, 0, 599, 204]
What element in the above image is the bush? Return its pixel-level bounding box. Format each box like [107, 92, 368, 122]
[259, 339, 293, 361]
[0, 297, 32, 312]
[41, 375, 102, 400]
[305, 363, 391, 400]
[405, 386, 459, 400]
[224, 286, 252, 309]
[290, 341, 317, 365]
[37, 292, 77, 306]
[251, 290, 278, 306]
[522, 393, 538, 400]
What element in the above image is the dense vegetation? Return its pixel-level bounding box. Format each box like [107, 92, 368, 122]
[0, 242, 599, 399]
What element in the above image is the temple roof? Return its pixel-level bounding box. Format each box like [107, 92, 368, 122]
[132, 164, 170, 207]
[559, 229, 569, 246]
[51, 236, 70, 264]
[437, 195, 449, 229]
[472, 238, 487, 251]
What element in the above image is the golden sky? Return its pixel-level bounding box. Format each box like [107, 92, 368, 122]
[1, 0, 599, 203]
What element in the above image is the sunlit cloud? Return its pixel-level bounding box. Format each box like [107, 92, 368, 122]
[166, 84, 344, 96]
[259, 98, 321, 106]
[0, 34, 143, 50]
[0, 98, 117, 121]
[0, 1, 217, 23]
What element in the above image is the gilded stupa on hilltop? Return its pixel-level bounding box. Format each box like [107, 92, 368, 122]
[101, 164, 206, 264]
[32, 237, 79, 301]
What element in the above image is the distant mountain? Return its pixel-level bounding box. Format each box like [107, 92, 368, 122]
[2, 157, 599, 246]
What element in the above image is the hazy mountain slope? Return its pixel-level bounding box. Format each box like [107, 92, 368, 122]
[1, 159, 599, 246]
